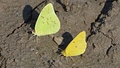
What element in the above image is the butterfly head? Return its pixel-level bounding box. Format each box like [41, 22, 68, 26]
[61, 50, 67, 56]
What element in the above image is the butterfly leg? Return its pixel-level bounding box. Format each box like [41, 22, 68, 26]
[35, 36, 39, 43]
[48, 35, 54, 38]
[65, 57, 69, 63]
[70, 57, 76, 63]
[28, 35, 33, 40]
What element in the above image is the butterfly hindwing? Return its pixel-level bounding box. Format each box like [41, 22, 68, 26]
[61, 31, 87, 57]
[34, 3, 60, 36]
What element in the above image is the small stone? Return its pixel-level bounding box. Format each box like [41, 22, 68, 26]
[53, 36, 63, 45]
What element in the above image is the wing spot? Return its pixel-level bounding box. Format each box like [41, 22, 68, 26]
[47, 18, 49, 20]
[75, 45, 77, 48]
[47, 22, 49, 25]
[41, 16, 44, 18]
[73, 42, 75, 43]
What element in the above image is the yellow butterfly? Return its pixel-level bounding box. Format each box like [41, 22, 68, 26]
[61, 31, 87, 57]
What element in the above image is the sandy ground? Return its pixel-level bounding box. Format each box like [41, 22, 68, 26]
[0, 0, 120, 68]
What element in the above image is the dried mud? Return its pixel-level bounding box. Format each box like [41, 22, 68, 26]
[0, 0, 120, 68]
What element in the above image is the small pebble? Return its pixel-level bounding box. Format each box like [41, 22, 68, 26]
[53, 36, 63, 45]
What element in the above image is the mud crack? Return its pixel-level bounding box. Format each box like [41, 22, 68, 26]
[100, 31, 116, 46]
[99, 31, 116, 57]
[6, 23, 25, 37]
[87, 0, 117, 41]
[6, 1, 45, 37]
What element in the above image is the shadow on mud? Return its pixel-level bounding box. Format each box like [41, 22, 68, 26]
[56, 0, 67, 12]
[57, 32, 73, 54]
[23, 5, 38, 30]
[22, 1, 45, 30]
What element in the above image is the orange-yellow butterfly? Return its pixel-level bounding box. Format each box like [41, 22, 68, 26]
[61, 31, 87, 57]
[32, 3, 60, 36]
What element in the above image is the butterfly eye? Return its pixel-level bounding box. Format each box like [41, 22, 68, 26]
[54, 21, 56, 24]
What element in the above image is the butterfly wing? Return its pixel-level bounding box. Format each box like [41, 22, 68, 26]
[34, 3, 60, 36]
[61, 31, 87, 57]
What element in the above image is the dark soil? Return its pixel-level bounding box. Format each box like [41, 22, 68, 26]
[0, 0, 120, 68]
